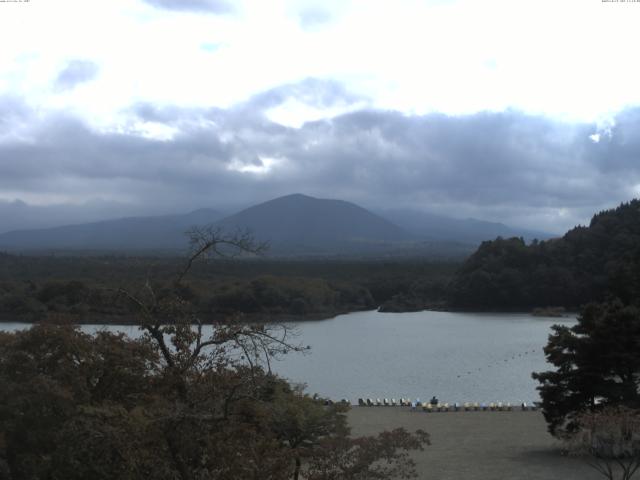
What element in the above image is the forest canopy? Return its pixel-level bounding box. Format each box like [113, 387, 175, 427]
[447, 200, 640, 310]
[0, 255, 456, 323]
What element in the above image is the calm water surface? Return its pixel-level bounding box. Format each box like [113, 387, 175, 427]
[1, 310, 575, 404]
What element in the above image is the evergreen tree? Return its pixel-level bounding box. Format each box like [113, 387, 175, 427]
[533, 300, 640, 436]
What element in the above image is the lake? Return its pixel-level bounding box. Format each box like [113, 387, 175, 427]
[1, 310, 575, 404]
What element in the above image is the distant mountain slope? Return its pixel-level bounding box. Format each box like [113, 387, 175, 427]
[0, 194, 553, 257]
[0, 209, 222, 251]
[378, 208, 554, 244]
[447, 200, 640, 310]
[215, 194, 415, 254]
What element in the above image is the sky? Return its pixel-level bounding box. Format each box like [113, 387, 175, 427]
[1, 0, 640, 234]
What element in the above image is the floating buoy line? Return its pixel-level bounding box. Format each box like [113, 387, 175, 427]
[454, 348, 540, 379]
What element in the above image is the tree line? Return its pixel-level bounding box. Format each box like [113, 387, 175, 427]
[448, 200, 640, 310]
[0, 254, 456, 322]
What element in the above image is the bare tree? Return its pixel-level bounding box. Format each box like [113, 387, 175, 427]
[177, 226, 268, 284]
[115, 227, 309, 480]
[119, 226, 303, 385]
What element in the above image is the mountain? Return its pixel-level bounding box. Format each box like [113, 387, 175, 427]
[447, 199, 640, 310]
[215, 194, 415, 254]
[0, 209, 222, 251]
[0, 194, 552, 256]
[378, 208, 554, 244]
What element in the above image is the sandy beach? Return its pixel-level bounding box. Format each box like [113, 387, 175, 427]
[348, 407, 602, 480]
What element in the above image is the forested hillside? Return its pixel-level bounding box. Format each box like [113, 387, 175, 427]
[448, 200, 640, 310]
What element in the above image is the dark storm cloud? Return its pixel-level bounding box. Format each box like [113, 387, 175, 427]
[54, 60, 99, 92]
[287, 109, 637, 228]
[585, 108, 640, 174]
[141, 0, 234, 14]
[1, 82, 640, 234]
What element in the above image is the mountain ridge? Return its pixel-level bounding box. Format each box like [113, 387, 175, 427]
[378, 208, 554, 244]
[0, 208, 222, 251]
[0, 194, 552, 256]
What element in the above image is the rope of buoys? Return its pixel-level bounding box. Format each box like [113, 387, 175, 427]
[453, 348, 540, 380]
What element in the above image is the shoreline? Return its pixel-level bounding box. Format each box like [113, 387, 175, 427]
[0, 309, 359, 326]
[0, 307, 577, 326]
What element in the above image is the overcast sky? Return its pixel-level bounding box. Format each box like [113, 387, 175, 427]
[1, 0, 639, 234]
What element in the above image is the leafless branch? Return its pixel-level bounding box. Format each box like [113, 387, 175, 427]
[116, 225, 307, 380]
[177, 226, 268, 285]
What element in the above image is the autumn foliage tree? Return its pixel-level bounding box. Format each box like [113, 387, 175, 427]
[0, 227, 429, 480]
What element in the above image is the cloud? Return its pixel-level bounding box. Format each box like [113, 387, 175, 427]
[0, 96, 31, 136]
[141, 0, 234, 14]
[1, 83, 640, 234]
[200, 42, 221, 53]
[298, 7, 333, 29]
[245, 78, 364, 111]
[54, 60, 99, 92]
[242, 78, 369, 128]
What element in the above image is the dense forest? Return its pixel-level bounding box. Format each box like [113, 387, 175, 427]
[0, 254, 456, 323]
[448, 200, 640, 310]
